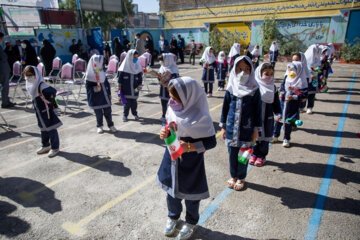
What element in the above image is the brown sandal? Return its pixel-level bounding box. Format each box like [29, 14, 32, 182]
[234, 179, 245, 191]
[226, 178, 237, 189]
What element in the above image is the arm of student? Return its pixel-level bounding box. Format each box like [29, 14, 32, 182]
[181, 135, 217, 154]
[253, 89, 263, 130]
[118, 71, 123, 90]
[273, 87, 282, 116]
[219, 90, 231, 128]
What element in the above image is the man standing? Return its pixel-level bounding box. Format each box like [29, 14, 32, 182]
[135, 33, 145, 56]
[4, 41, 17, 73]
[0, 32, 15, 108]
[177, 34, 185, 64]
[69, 39, 79, 55]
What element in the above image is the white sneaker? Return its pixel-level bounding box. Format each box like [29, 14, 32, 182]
[307, 108, 313, 114]
[217, 87, 221, 91]
[97, 127, 104, 134]
[48, 149, 59, 158]
[176, 223, 197, 240]
[109, 126, 117, 133]
[164, 218, 178, 237]
[282, 139, 290, 148]
[37, 146, 51, 154]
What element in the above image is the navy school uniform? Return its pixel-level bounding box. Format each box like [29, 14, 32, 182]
[157, 135, 217, 224]
[220, 89, 262, 179]
[159, 73, 179, 119]
[118, 71, 143, 117]
[269, 50, 278, 63]
[215, 60, 228, 88]
[34, 83, 62, 149]
[301, 69, 318, 109]
[273, 76, 308, 140]
[200, 61, 216, 94]
[86, 78, 114, 128]
[253, 86, 282, 159]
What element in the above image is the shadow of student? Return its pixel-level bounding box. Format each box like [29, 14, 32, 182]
[298, 127, 359, 139]
[291, 142, 360, 160]
[313, 111, 360, 120]
[266, 161, 360, 185]
[58, 152, 132, 177]
[315, 98, 360, 105]
[193, 225, 254, 240]
[113, 131, 163, 145]
[247, 182, 360, 216]
[0, 200, 31, 237]
[0, 129, 21, 142]
[0, 177, 62, 214]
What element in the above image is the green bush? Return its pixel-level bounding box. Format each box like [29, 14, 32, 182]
[209, 27, 243, 54]
[341, 38, 360, 61]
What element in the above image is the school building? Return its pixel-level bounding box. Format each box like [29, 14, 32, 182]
[159, 0, 360, 48]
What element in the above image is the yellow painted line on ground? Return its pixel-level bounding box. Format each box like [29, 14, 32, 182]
[62, 174, 156, 236]
[61, 103, 224, 236]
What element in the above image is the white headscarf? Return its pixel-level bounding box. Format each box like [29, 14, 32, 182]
[299, 52, 311, 79]
[217, 51, 226, 64]
[118, 49, 142, 74]
[305, 44, 321, 67]
[319, 45, 330, 55]
[327, 43, 335, 56]
[85, 54, 105, 83]
[228, 43, 241, 58]
[159, 53, 179, 74]
[285, 61, 308, 91]
[255, 63, 274, 103]
[166, 77, 216, 138]
[226, 56, 258, 98]
[269, 41, 278, 51]
[251, 47, 260, 57]
[200, 46, 216, 65]
[26, 66, 49, 100]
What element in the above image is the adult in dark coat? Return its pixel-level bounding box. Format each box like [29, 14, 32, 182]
[40, 40, 56, 76]
[69, 39, 79, 55]
[0, 32, 15, 108]
[169, 36, 178, 55]
[123, 37, 130, 52]
[113, 37, 123, 59]
[103, 42, 111, 65]
[4, 41, 17, 73]
[21, 40, 38, 67]
[145, 37, 155, 66]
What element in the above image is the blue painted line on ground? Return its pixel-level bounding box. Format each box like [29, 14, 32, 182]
[198, 164, 254, 226]
[304, 71, 356, 240]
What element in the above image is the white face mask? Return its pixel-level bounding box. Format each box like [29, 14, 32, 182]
[21, 43, 27, 49]
[237, 71, 249, 85]
[25, 76, 36, 83]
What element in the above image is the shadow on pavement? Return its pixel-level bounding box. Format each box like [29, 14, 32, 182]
[291, 142, 360, 159]
[0, 177, 62, 214]
[313, 111, 360, 120]
[247, 182, 360, 216]
[267, 161, 360, 185]
[58, 152, 132, 177]
[114, 130, 163, 145]
[315, 98, 360, 105]
[194, 225, 254, 240]
[298, 127, 359, 139]
[0, 200, 30, 237]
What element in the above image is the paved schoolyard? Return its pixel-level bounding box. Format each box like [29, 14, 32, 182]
[0, 60, 359, 239]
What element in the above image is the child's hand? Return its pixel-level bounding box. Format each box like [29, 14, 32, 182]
[221, 128, 226, 140]
[159, 128, 169, 140]
[251, 130, 258, 143]
[286, 95, 293, 101]
[179, 140, 195, 152]
[275, 115, 282, 122]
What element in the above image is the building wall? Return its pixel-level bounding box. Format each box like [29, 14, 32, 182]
[162, 0, 359, 29]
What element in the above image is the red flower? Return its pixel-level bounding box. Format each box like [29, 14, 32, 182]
[332, 30, 335, 35]
[344, 12, 348, 17]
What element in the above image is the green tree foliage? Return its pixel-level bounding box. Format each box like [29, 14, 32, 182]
[262, 13, 306, 56]
[209, 27, 243, 54]
[59, 0, 134, 40]
[341, 38, 360, 61]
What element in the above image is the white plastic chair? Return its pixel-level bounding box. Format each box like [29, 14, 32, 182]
[56, 63, 78, 114]
[9, 61, 23, 102]
[44, 57, 62, 85]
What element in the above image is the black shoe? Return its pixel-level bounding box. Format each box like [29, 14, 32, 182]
[1, 102, 16, 108]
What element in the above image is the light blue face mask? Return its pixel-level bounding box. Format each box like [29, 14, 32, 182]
[133, 58, 138, 63]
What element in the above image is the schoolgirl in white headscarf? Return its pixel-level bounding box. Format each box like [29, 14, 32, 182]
[86, 54, 116, 133]
[220, 55, 262, 190]
[228, 43, 241, 58]
[24, 65, 62, 157]
[215, 51, 228, 90]
[117, 49, 143, 121]
[157, 77, 216, 238]
[200, 46, 216, 96]
[159, 53, 179, 75]
[269, 41, 279, 68]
